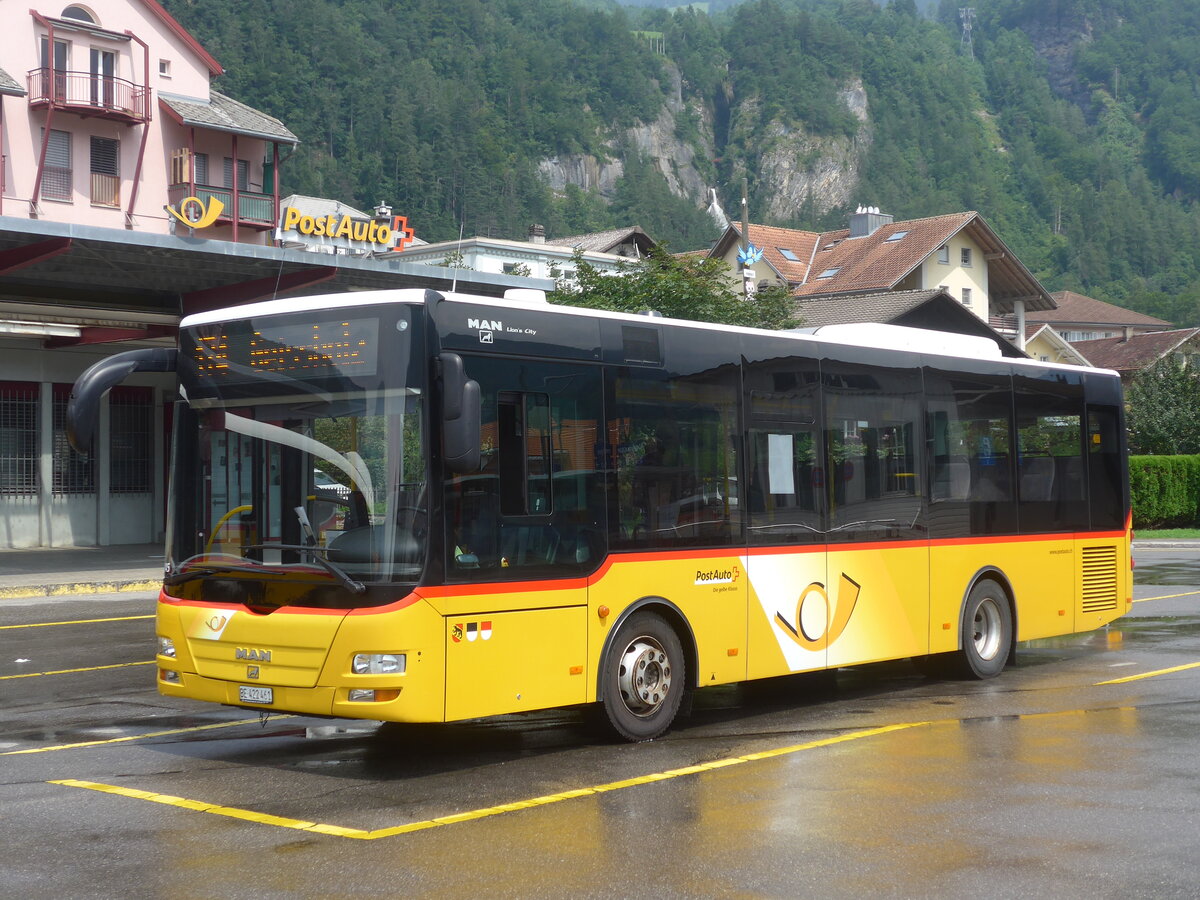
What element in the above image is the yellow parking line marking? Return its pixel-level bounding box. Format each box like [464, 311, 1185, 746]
[0, 614, 154, 630]
[1096, 661, 1200, 685]
[0, 660, 154, 681]
[50, 721, 929, 840]
[1134, 590, 1200, 603]
[3, 716, 293, 756]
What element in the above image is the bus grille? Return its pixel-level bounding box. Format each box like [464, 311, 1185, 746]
[1081, 546, 1118, 613]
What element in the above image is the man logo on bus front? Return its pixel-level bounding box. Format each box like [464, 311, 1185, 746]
[775, 573, 861, 650]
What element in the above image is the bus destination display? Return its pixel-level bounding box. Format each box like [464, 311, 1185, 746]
[187, 317, 380, 382]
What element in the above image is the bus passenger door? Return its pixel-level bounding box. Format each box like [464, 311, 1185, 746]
[822, 354, 928, 669]
[743, 357, 829, 679]
[442, 358, 603, 720]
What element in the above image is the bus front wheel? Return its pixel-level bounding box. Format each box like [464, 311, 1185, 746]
[957, 580, 1012, 679]
[601, 612, 685, 742]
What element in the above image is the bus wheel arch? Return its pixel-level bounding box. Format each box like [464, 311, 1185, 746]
[595, 598, 696, 742]
[956, 569, 1016, 679]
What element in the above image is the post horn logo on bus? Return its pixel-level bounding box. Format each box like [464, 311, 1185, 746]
[279, 206, 416, 251]
[774, 572, 862, 651]
[166, 195, 226, 229]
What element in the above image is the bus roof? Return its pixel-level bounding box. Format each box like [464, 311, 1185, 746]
[179, 287, 1119, 378]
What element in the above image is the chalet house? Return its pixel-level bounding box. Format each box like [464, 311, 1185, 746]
[794, 288, 1027, 358]
[2, 0, 297, 242]
[709, 209, 1055, 351]
[1070, 329, 1200, 380]
[1025, 290, 1171, 343]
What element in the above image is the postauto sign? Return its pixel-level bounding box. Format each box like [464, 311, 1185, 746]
[280, 207, 415, 251]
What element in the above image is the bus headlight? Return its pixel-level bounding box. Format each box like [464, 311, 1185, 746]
[352, 653, 406, 675]
[158, 636, 176, 659]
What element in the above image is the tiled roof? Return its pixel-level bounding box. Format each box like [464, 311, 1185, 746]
[547, 226, 655, 255]
[1028, 291, 1171, 328]
[745, 224, 821, 284]
[159, 91, 298, 144]
[1070, 329, 1200, 373]
[0, 66, 24, 97]
[793, 288, 1024, 357]
[795, 212, 974, 298]
[794, 288, 948, 326]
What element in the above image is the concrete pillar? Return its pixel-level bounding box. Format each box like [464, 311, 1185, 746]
[97, 394, 110, 546]
[38, 383, 53, 547]
[1014, 299, 1026, 352]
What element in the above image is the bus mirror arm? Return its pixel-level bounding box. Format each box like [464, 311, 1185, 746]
[66, 348, 178, 455]
[438, 352, 481, 474]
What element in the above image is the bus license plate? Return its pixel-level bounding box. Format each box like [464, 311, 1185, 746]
[238, 685, 273, 704]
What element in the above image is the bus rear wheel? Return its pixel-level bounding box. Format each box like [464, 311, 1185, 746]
[957, 580, 1012, 679]
[601, 612, 685, 742]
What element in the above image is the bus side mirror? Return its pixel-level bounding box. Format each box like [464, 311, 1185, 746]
[67, 347, 178, 455]
[439, 352, 481, 473]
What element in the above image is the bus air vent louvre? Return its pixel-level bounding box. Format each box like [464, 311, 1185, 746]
[1080, 546, 1119, 612]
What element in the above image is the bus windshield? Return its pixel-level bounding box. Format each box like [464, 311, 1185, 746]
[165, 306, 426, 610]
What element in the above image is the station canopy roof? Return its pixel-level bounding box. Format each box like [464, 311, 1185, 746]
[0, 217, 550, 349]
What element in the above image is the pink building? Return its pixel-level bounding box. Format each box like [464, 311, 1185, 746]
[1, 0, 297, 242]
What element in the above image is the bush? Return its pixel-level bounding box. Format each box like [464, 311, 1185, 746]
[1129, 455, 1200, 528]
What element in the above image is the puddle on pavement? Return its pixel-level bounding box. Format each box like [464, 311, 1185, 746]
[1134, 562, 1200, 585]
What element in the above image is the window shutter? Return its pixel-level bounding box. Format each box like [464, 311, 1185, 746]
[90, 137, 119, 176]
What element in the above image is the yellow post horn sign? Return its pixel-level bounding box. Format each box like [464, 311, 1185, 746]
[167, 195, 225, 229]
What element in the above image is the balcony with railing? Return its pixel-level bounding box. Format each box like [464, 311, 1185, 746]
[27, 67, 150, 125]
[167, 182, 277, 230]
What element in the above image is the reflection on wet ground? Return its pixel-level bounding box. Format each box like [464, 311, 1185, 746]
[1134, 561, 1200, 585]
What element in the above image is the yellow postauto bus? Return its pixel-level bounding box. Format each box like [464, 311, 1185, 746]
[68, 289, 1131, 741]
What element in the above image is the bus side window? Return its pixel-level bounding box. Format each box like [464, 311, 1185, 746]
[1015, 372, 1087, 532]
[609, 365, 740, 550]
[744, 358, 823, 545]
[925, 369, 1017, 538]
[823, 359, 923, 542]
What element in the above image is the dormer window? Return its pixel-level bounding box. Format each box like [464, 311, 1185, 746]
[62, 5, 97, 23]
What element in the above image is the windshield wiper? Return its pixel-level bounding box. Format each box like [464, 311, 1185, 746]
[163, 562, 265, 586]
[241, 542, 367, 596]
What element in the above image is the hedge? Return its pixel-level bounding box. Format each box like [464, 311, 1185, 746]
[1129, 455, 1200, 528]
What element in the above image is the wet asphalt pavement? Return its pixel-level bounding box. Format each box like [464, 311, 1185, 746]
[2, 544, 1198, 898]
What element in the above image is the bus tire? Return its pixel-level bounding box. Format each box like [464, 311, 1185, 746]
[956, 579, 1012, 679]
[601, 611, 685, 742]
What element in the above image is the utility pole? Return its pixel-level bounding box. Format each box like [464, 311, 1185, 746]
[959, 7, 975, 60]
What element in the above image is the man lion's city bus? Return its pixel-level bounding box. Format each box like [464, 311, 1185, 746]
[68, 289, 1131, 741]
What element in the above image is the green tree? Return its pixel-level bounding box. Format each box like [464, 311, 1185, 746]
[549, 248, 797, 331]
[1126, 356, 1200, 454]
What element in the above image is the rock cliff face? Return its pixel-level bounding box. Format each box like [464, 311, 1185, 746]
[537, 64, 714, 204]
[538, 66, 871, 223]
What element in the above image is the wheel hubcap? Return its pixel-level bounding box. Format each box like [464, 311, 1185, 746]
[617, 636, 672, 717]
[972, 597, 1003, 661]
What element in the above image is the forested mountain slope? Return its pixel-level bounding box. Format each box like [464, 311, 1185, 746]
[161, 0, 1200, 325]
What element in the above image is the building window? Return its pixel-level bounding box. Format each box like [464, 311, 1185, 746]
[159, 59, 171, 78]
[194, 152, 209, 185]
[53, 389, 96, 494]
[937, 245, 949, 265]
[42, 129, 73, 201]
[0, 383, 38, 495]
[90, 136, 120, 207]
[817, 267, 840, 279]
[90, 48, 116, 108]
[62, 5, 96, 23]
[885, 231, 908, 243]
[961, 287, 972, 306]
[778, 248, 800, 261]
[961, 247, 973, 266]
[223, 157, 249, 191]
[110, 388, 152, 493]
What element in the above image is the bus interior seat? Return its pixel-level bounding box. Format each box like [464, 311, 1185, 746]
[1020, 456, 1056, 501]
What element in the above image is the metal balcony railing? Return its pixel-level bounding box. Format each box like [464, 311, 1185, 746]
[27, 67, 150, 123]
[168, 183, 277, 228]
